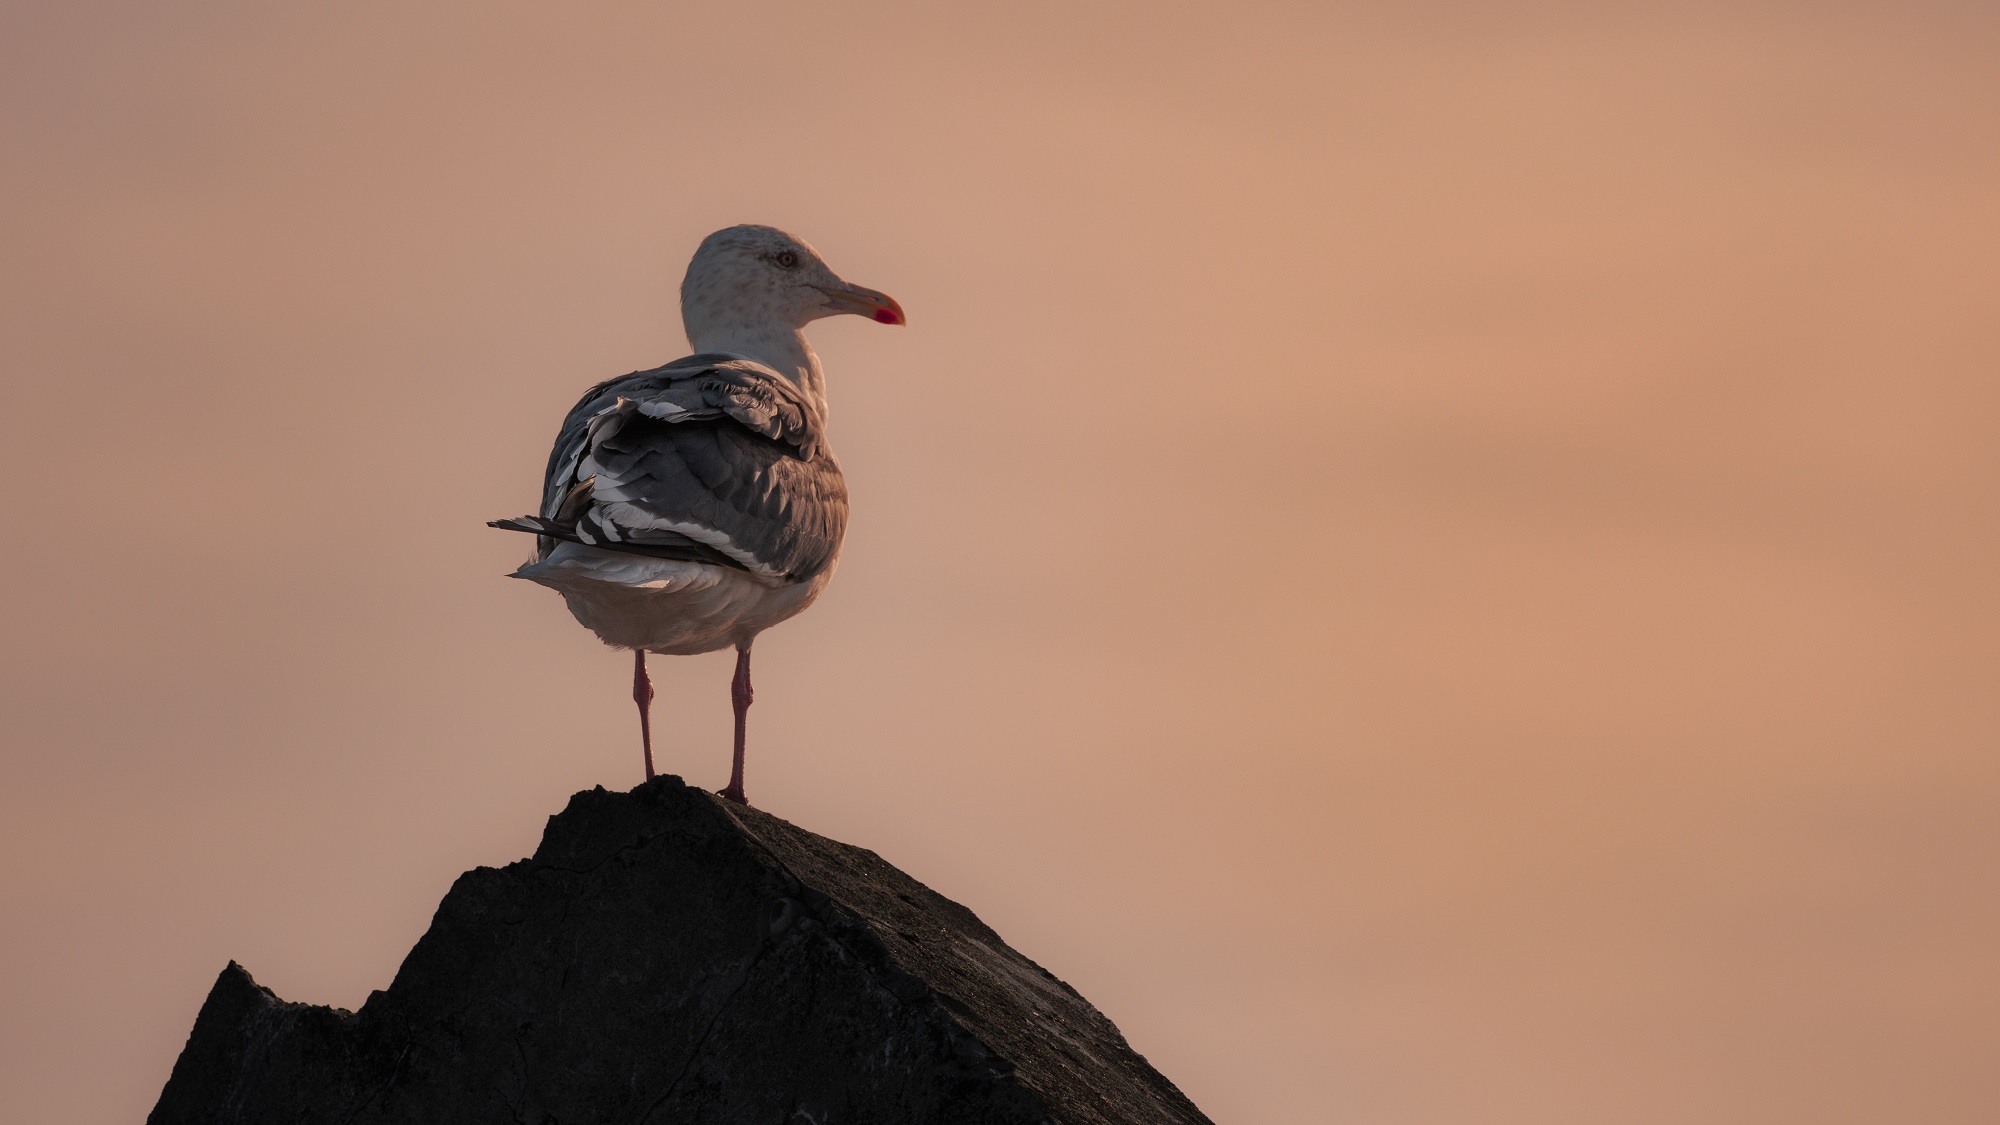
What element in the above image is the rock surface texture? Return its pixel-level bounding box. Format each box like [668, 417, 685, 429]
[149, 777, 1212, 1124]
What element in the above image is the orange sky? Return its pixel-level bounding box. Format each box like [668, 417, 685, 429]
[2, 3, 1996, 1122]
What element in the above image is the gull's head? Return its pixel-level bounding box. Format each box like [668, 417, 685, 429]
[680, 225, 904, 351]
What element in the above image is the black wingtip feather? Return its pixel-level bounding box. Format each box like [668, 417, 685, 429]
[486, 514, 753, 573]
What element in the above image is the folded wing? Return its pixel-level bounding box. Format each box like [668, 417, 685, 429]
[490, 354, 847, 583]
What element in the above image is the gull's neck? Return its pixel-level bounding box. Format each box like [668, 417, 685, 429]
[688, 323, 826, 404]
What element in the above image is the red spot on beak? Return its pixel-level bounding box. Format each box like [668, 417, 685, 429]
[873, 307, 901, 325]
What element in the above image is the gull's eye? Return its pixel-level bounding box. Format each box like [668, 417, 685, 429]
[774, 250, 799, 270]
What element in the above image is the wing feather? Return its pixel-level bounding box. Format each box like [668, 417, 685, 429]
[492, 354, 846, 582]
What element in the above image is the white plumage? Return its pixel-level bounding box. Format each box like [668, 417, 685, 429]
[492, 225, 904, 803]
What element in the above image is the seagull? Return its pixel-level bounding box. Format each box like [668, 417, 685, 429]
[490, 225, 903, 805]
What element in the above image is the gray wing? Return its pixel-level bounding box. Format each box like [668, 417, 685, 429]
[490, 354, 847, 582]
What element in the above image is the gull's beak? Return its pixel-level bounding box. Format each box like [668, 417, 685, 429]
[811, 283, 906, 326]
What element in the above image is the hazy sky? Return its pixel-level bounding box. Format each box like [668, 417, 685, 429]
[1, 3, 1996, 1123]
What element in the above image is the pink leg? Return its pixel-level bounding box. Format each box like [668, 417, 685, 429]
[720, 645, 753, 805]
[633, 649, 656, 781]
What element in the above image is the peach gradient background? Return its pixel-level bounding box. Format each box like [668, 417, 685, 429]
[2, 3, 1996, 1122]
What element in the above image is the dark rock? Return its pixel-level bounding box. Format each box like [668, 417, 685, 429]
[149, 776, 1212, 1124]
